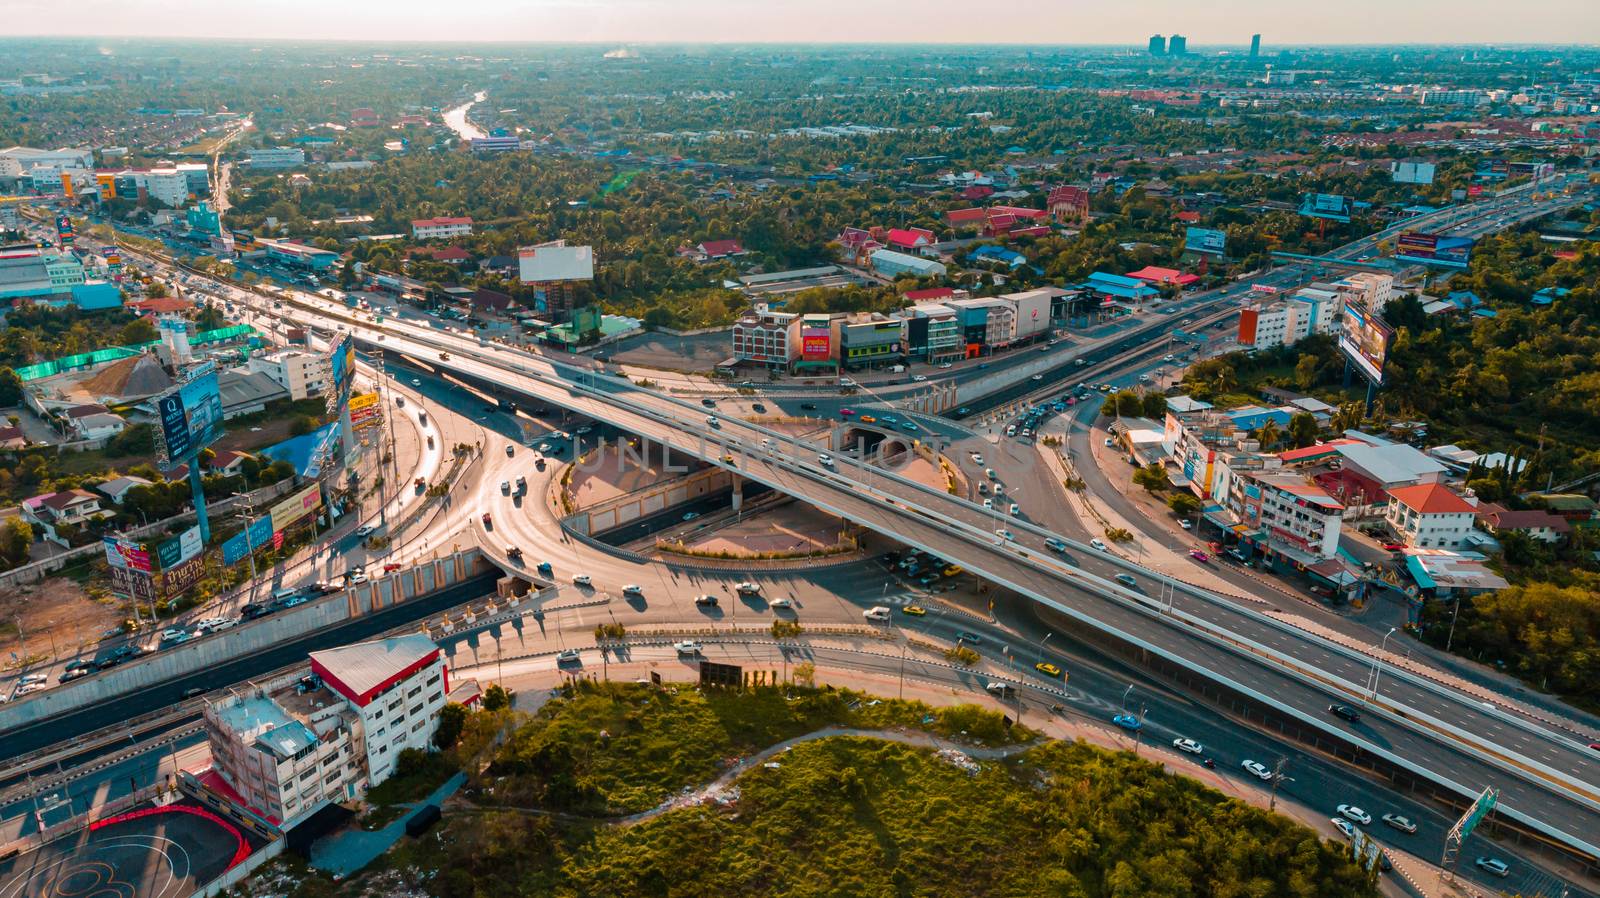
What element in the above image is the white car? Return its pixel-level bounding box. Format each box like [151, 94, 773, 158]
[994, 529, 1015, 542]
[622, 584, 643, 595]
[1008, 503, 1020, 515]
[983, 498, 995, 509]
[674, 641, 702, 655]
[1241, 760, 1273, 781]
[555, 649, 581, 663]
[912, 375, 928, 382]
[1178, 519, 1192, 530]
[970, 453, 984, 465]
[864, 606, 891, 621]
[160, 627, 189, 642]
[572, 574, 593, 587]
[939, 362, 953, 369]
[17, 673, 48, 686]
[1337, 805, 1372, 826]
[768, 597, 793, 609]
[1331, 818, 1356, 840]
[1031, 374, 1043, 381]
[735, 582, 760, 594]
[1089, 538, 1108, 551]
[1172, 738, 1204, 755]
[355, 524, 377, 538]
[501, 480, 511, 494]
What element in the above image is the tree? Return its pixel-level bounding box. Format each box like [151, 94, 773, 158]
[1131, 463, 1168, 493]
[434, 702, 467, 749]
[1140, 392, 1167, 419]
[0, 517, 32, 567]
[1293, 353, 1319, 391]
[0, 368, 23, 407]
[1166, 492, 1201, 518]
[289, 414, 320, 437]
[482, 684, 512, 712]
[1254, 418, 1284, 451]
[791, 661, 816, 688]
[1287, 412, 1319, 449]
[117, 318, 159, 345]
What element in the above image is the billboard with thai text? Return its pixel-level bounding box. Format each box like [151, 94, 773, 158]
[1338, 301, 1393, 385]
[1394, 231, 1474, 269]
[801, 327, 831, 361]
[270, 483, 323, 533]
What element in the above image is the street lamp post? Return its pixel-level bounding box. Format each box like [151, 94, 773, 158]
[1368, 626, 1397, 699]
[1038, 631, 1053, 670]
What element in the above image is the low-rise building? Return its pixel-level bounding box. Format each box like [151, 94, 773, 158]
[72, 412, 126, 442]
[25, 488, 106, 527]
[411, 217, 474, 241]
[840, 314, 903, 370]
[1385, 482, 1479, 549]
[730, 305, 799, 370]
[246, 147, 307, 170]
[869, 249, 945, 279]
[245, 349, 330, 401]
[1476, 504, 1571, 543]
[97, 475, 154, 504]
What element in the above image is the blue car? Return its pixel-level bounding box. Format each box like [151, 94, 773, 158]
[1112, 713, 1142, 731]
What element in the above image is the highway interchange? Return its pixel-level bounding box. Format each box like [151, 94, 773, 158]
[4, 181, 1597, 897]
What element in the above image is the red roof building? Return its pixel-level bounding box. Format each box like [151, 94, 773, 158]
[695, 239, 746, 259]
[125, 296, 195, 315]
[903, 287, 956, 301]
[1127, 266, 1201, 287]
[946, 208, 989, 229]
[1047, 185, 1091, 225]
[887, 227, 936, 250]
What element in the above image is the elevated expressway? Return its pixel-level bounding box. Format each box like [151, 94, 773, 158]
[260, 292, 1600, 867]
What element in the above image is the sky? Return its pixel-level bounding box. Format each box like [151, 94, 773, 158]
[7, 0, 1598, 45]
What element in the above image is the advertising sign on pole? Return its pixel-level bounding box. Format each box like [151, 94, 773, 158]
[1338, 301, 1394, 386]
[1394, 231, 1474, 269]
[325, 335, 356, 415]
[156, 524, 204, 570]
[801, 327, 832, 361]
[102, 535, 152, 573]
[222, 515, 274, 566]
[153, 361, 224, 470]
[270, 483, 323, 533]
[1184, 227, 1227, 256]
[162, 556, 206, 598]
[348, 392, 382, 429]
[110, 565, 158, 602]
[1297, 193, 1353, 223]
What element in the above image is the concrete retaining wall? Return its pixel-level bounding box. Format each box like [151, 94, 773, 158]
[581, 467, 733, 535]
[0, 549, 489, 731]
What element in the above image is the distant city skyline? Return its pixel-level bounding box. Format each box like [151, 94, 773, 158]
[5, 0, 1598, 46]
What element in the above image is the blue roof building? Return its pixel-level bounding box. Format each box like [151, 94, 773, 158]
[966, 246, 1027, 269]
[1532, 286, 1570, 306]
[1084, 272, 1160, 302]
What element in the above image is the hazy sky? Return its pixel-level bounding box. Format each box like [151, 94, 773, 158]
[8, 0, 1598, 45]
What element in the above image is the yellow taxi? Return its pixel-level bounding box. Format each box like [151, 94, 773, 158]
[1035, 662, 1063, 678]
[901, 604, 927, 616]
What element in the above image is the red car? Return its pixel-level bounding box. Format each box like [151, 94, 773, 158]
[1188, 550, 1210, 564]
[839, 408, 855, 417]
[482, 512, 493, 528]
[382, 563, 402, 574]
[1382, 542, 1407, 552]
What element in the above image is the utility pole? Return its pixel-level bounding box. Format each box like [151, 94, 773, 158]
[1268, 756, 1290, 812]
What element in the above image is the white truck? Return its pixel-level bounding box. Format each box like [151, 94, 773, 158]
[888, 364, 906, 373]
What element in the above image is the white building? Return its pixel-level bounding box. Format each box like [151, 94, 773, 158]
[1332, 273, 1394, 311]
[144, 168, 191, 209]
[411, 217, 474, 240]
[246, 147, 307, 170]
[1386, 482, 1478, 549]
[0, 145, 93, 178]
[309, 634, 449, 786]
[1237, 286, 1341, 351]
[198, 634, 449, 831]
[245, 349, 330, 401]
[869, 249, 946, 279]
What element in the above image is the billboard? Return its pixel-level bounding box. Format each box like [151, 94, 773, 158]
[110, 565, 158, 603]
[162, 556, 206, 598]
[1390, 161, 1436, 185]
[801, 326, 832, 361]
[154, 362, 224, 470]
[1297, 193, 1353, 222]
[570, 305, 602, 338]
[270, 483, 323, 532]
[103, 535, 152, 573]
[221, 515, 274, 566]
[156, 524, 204, 570]
[1184, 227, 1227, 256]
[55, 214, 74, 241]
[1338, 301, 1393, 385]
[1394, 231, 1474, 269]
[517, 242, 594, 283]
[348, 391, 382, 429]
[326, 334, 355, 415]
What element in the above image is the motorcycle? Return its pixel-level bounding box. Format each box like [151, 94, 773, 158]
[1202, 757, 1216, 769]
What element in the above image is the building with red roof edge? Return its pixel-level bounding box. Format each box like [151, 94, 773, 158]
[411, 216, 474, 240]
[194, 634, 451, 832]
[1384, 482, 1480, 549]
[1048, 185, 1091, 225]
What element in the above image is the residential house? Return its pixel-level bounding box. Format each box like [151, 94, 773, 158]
[686, 240, 747, 262]
[0, 425, 25, 450]
[73, 412, 127, 442]
[97, 475, 154, 505]
[1385, 483, 1479, 549]
[885, 228, 936, 252]
[209, 449, 253, 478]
[1476, 504, 1570, 543]
[28, 489, 106, 526]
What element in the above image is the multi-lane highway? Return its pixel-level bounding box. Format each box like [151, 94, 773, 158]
[234, 237, 1600, 867]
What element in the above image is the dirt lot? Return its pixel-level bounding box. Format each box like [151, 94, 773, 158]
[0, 575, 124, 671]
[674, 499, 851, 557]
[604, 331, 729, 373]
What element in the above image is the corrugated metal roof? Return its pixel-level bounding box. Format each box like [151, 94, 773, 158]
[310, 633, 438, 701]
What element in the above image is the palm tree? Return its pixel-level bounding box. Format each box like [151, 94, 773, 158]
[1255, 419, 1283, 451]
